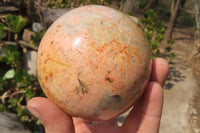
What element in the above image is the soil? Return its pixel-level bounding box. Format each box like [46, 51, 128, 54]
[159, 27, 200, 133]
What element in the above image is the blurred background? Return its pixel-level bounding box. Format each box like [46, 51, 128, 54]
[0, 0, 199, 133]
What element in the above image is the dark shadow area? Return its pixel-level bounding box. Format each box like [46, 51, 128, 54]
[174, 37, 193, 40]
[164, 82, 174, 89]
[164, 66, 186, 90]
[118, 116, 126, 124]
[173, 28, 194, 38]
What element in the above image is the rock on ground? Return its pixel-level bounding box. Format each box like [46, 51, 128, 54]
[42, 8, 71, 26]
[0, 112, 30, 133]
[23, 50, 37, 76]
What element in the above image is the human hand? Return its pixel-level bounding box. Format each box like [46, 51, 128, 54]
[27, 58, 169, 133]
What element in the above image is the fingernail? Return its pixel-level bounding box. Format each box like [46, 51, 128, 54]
[27, 107, 40, 119]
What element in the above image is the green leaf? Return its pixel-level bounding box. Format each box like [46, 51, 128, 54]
[152, 53, 157, 59]
[145, 31, 153, 41]
[150, 41, 158, 50]
[36, 120, 41, 125]
[3, 69, 15, 80]
[17, 107, 23, 117]
[146, 25, 153, 31]
[8, 98, 18, 108]
[3, 45, 21, 67]
[30, 29, 45, 46]
[25, 88, 35, 100]
[15, 69, 31, 88]
[0, 84, 3, 90]
[0, 56, 8, 62]
[139, 0, 149, 9]
[127, 11, 134, 16]
[0, 23, 5, 39]
[6, 14, 27, 33]
[0, 104, 4, 112]
[165, 47, 172, 52]
[158, 27, 165, 34]
[156, 33, 164, 42]
[170, 52, 177, 58]
[168, 38, 175, 44]
[20, 115, 29, 122]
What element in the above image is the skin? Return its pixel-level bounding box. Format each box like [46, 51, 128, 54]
[27, 58, 169, 133]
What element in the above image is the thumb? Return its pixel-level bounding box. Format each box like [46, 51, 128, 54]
[27, 97, 75, 133]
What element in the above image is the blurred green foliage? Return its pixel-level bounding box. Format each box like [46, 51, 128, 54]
[140, 9, 176, 59]
[30, 29, 45, 46]
[138, 0, 148, 9]
[177, 13, 195, 27]
[141, 9, 165, 58]
[0, 14, 27, 41]
[47, 0, 71, 8]
[127, 11, 134, 16]
[0, 14, 43, 132]
[47, 0, 112, 8]
[157, 2, 169, 15]
[165, 38, 176, 59]
[0, 45, 21, 68]
[0, 44, 43, 132]
[0, 23, 5, 39]
[5, 14, 27, 33]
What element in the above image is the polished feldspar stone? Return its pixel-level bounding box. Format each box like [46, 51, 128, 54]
[37, 5, 152, 121]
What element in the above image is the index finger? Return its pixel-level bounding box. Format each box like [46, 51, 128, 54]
[151, 58, 169, 86]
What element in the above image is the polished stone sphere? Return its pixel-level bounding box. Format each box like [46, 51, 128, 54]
[37, 5, 152, 121]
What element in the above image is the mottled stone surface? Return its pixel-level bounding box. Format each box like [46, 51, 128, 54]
[37, 5, 151, 121]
